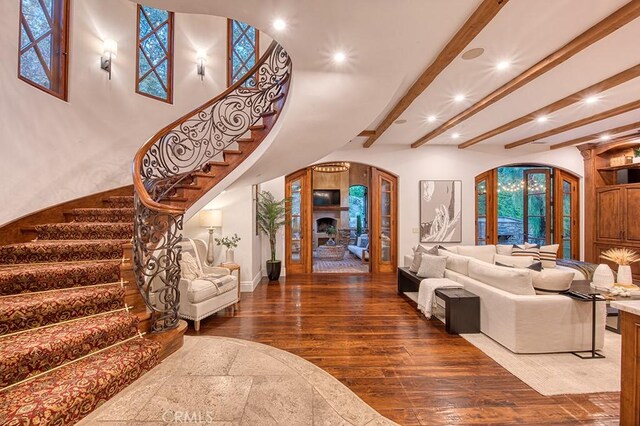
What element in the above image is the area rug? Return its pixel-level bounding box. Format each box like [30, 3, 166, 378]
[461, 331, 621, 396]
[313, 252, 369, 273]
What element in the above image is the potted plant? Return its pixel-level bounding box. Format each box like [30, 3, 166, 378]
[633, 147, 640, 164]
[256, 190, 288, 281]
[215, 234, 241, 263]
[325, 225, 337, 246]
[601, 248, 640, 285]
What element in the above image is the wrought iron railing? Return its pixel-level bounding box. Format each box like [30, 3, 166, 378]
[132, 42, 291, 332]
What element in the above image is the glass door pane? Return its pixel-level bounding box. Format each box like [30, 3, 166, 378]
[380, 179, 392, 263]
[290, 178, 302, 263]
[476, 179, 487, 245]
[372, 169, 396, 273]
[285, 169, 311, 274]
[524, 170, 551, 246]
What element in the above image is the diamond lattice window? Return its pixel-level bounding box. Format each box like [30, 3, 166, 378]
[136, 5, 174, 103]
[228, 19, 259, 87]
[18, 0, 69, 100]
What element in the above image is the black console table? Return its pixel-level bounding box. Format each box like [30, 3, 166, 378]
[434, 288, 480, 335]
[563, 281, 606, 359]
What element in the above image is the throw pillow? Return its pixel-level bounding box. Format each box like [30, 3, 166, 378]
[496, 245, 513, 256]
[512, 244, 540, 261]
[529, 269, 574, 294]
[409, 245, 438, 273]
[416, 253, 447, 278]
[495, 262, 513, 268]
[494, 253, 534, 268]
[357, 235, 369, 248]
[467, 259, 535, 295]
[527, 262, 543, 272]
[179, 252, 201, 280]
[539, 244, 559, 268]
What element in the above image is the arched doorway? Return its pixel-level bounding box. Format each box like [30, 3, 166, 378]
[475, 164, 580, 259]
[285, 162, 398, 274]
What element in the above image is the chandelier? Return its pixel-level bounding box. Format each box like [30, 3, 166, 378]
[312, 162, 351, 173]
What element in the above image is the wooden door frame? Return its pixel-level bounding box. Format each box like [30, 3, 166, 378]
[474, 170, 497, 245]
[523, 169, 552, 245]
[554, 170, 580, 259]
[371, 167, 398, 274]
[285, 168, 312, 274]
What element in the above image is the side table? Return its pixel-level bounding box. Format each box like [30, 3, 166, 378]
[562, 285, 606, 359]
[220, 262, 241, 302]
[434, 288, 480, 334]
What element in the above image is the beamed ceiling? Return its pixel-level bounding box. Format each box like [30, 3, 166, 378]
[362, 0, 640, 152]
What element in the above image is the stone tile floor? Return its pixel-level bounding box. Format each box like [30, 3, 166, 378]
[79, 336, 396, 425]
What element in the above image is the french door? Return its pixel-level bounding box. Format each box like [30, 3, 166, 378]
[475, 170, 496, 245]
[371, 168, 398, 273]
[523, 169, 551, 246]
[285, 169, 312, 274]
[554, 171, 579, 259]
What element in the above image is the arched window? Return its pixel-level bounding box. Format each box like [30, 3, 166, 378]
[18, 0, 70, 100]
[227, 19, 259, 87]
[136, 5, 174, 103]
[475, 164, 579, 259]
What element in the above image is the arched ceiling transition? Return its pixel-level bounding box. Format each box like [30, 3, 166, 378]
[139, 0, 640, 186]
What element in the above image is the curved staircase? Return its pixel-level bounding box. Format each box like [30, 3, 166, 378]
[0, 194, 160, 424]
[0, 41, 291, 424]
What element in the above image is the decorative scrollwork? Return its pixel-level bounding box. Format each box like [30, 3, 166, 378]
[133, 42, 291, 333]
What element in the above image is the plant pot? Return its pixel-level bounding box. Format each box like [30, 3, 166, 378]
[592, 264, 615, 289]
[266, 260, 281, 281]
[617, 265, 633, 285]
[226, 249, 235, 263]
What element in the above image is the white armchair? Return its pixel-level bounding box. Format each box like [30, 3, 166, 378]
[178, 238, 239, 331]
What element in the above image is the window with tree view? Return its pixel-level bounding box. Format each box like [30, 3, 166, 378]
[18, 0, 69, 99]
[136, 5, 174, 103]
[349, 185, 368, 233]
[228, 19, 259, 87]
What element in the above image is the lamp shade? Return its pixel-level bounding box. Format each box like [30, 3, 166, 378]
[103, 39, 118, 58]
[199, 209, 222, 228]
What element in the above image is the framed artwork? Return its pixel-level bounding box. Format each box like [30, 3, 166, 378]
[419, 180, 462, 243]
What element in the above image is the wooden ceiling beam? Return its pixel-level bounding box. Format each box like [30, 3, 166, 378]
[361, 0, 509, 148]
[411, 0, 640, 148]
[549, 121, 640, 150]
[505, 100, 640, 149]
[358, 130, 376, 137]
[457, 64, 640, 149]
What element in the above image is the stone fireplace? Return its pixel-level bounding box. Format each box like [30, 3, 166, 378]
[316, 217, 337, 233]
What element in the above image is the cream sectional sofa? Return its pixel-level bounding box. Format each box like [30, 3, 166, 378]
[403, 245, 606, 354]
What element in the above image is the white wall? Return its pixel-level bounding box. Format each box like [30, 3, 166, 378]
[320, 144, 586, 260]
[0, 0, 270, 225]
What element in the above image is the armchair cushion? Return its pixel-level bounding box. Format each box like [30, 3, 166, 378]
[180, 252, 202, 280]
[188, 279, 220, 303]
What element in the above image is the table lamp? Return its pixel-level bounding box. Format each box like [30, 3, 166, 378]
[199, 209, 222, 266]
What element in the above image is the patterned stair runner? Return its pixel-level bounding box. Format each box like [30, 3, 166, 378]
[0, 194, 161, 424]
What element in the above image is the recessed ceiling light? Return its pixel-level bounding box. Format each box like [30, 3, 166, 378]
[454, 94, 465, 102]
[427, 115, 437, 123]
[536, 116, 548, 123]
[273, 19, 286, 31]
[496, 60, 510, 70]
[451, 133, 460, 139]
[461, 47, 484, 60]
[333, 51, 346, 63]
[599, 134, 611, 141]
[585, 95, 599, 104]
[394, 119, 407, 125]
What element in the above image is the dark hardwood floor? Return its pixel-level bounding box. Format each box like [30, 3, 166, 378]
[188, 274, 620, 425]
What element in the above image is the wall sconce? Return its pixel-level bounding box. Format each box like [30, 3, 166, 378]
[101, 39, 118, 80]
[196, 52, 206, 80]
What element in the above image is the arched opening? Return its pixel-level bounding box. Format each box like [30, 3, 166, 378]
[285, 162, 397, 274]
[475, 163, 580, 260]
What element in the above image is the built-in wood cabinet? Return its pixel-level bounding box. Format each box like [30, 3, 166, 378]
[581, 140, 640, 283]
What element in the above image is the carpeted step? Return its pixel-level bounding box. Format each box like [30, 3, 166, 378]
[0, 337, 160, 424]
[67, 208, 135, 223]
[34, 223, 134, 240]
[0, 284, 125, 335]
[104, 196, 135, 208]
[0, 240, 126, 265]
[0, 262, 121, 296]
[0, 311, 138, 388]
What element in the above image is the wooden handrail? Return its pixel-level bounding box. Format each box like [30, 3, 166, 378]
[132, 41, 281, 215]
